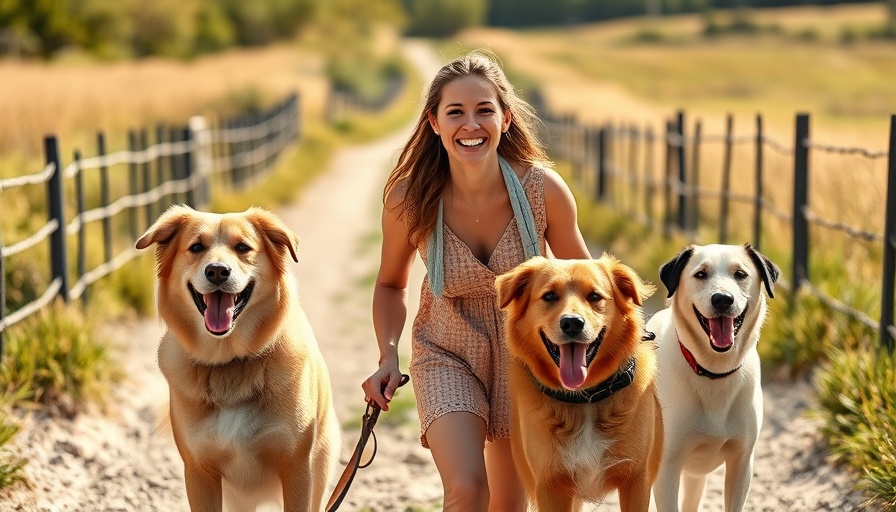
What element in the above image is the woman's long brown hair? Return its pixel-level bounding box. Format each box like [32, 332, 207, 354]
[384, 49, 550, 247]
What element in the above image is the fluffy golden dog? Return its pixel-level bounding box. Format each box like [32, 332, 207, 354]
[496, 255, 663, 512]
[136, 205, 339, 511]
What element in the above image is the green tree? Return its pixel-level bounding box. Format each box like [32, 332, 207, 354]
[128, 0, 199, 58]
[404, 0, 486, 37]
[887, 0, 896, 34]
[194, 0, 234, 54]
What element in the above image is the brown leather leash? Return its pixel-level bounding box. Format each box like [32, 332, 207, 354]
[325, 373, 410, 512]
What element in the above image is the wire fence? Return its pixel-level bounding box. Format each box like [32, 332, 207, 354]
[532, 91, 895, 352]
[0, 92, 301, 356]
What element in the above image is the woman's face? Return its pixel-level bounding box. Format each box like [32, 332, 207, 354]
[428, 74, 512, 169]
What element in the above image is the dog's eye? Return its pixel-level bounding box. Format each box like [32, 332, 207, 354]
[542, 291, 558, 302]
[189, 242, 204, 253]
[235, 242, 252, 253]
[694, 270, 707, 280]
[587, 292, 603, 302]
[734, 270, 748, 280]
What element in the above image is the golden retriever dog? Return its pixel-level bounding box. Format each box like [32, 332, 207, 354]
[136, 204, 340, 512]
[496, 255, 663, 512]
[648, 244, 779, 512]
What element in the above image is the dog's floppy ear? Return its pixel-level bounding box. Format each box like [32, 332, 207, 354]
[496, 256, 545, 310]
[659, 246, 694, 298]
[136, 204, 195, 249]
[744, 243, 780, 299]
[246, 207, 300, 263]
[602, 254, 655, 306]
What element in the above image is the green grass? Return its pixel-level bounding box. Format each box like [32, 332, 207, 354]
[0, 391, 28, 490]
[1, 300, 122, 410]
[814, 347, 896, 511]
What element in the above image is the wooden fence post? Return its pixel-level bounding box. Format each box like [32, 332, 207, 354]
[690, 119, 702, 239]
[141, 129, 153, 227]
[74, 149, 87, 305]
[719, 113, 734, 244]
[183, 127, 195, 207]
[881, 114, 896, 352]
[793, 113, 810, 289]
[1, 233, 6, 356]
[676, 111, 687, 232]
[97, 132, 112, 263]
[663, 119, 674, 240]
[754, 114, 764, 252]
[44, 135, 70, 302]
[644, 125, 655, 229]
[156, 125, 167, 210]
[597, 126, 607, 202]
[628, 125, 639, 218]
[127, 130, 139, 240]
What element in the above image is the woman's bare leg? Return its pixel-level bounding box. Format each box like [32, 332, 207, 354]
[485, 438, 527, 512]
[426, 412, 489, 511]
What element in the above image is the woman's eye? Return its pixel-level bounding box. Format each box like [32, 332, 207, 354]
[447, 109, 462, 116]
[189, 242, 204, 253]
[479, 108, 494, 114]
[235, 242, 251, 253]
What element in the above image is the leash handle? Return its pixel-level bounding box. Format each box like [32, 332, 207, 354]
[325, 373, 410, 512]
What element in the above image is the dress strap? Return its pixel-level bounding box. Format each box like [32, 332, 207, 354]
[426, 157, 540, 297]
[426, 201, 446, 296]
[500, 156, 540, 260]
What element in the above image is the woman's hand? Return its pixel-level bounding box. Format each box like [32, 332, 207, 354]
[362, 357, 403, 411]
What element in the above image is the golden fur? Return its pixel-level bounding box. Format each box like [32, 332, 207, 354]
[136, 205, 339, 511]
[496, 255, 663, 512]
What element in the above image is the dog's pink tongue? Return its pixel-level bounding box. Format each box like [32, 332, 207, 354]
[709, 316, 734, 349]
[204, 291, 235, 334]
[559, 343, 588, 390]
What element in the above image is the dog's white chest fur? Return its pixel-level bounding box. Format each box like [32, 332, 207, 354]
[564, 422, 614, 499]
[525, 409, 614, 500]
[189, 406, 286, 505]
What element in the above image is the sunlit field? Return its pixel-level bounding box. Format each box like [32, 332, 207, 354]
[0, 44, 328, 161]
[447, 4, 893, 285]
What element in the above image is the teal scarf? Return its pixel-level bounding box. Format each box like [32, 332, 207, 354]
[426, 156, 540, 296]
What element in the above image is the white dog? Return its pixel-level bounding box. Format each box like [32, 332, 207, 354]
[647, 243, 779, 512]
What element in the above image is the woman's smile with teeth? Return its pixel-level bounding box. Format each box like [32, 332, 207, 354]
[459, 138, 485, 147]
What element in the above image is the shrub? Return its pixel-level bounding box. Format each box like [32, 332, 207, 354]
[814, 348, 896, 510]
[1, 300, 121, 411]
[0, 391, 27, 490]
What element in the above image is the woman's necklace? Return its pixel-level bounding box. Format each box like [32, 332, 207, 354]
[454, 188, 483, 222]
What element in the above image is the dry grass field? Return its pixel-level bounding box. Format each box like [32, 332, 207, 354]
[0, 44, 331, 161]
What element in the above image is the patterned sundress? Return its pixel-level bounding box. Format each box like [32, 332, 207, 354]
[410, 165, 548, 447]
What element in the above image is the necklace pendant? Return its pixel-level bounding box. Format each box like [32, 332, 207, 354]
[475, 216, 480, 223]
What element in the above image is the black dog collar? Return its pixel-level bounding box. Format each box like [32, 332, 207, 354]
[533, 358, 636, 404]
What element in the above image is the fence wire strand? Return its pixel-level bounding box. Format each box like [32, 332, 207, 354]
[0, 162, 55, 192]
[803, 206, 883, 242]
[801, 281, 880, 331]
[0, 220, 58, 258]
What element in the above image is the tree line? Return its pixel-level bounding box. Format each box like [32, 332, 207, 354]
[0, 0, 892, 59]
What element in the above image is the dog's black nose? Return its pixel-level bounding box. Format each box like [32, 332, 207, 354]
[711, 291, 735, 309]
[560, 314, 586, 336]
[205, 263, 231, 286]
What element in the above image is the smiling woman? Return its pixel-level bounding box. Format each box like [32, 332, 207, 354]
[360, 49, 592, 511]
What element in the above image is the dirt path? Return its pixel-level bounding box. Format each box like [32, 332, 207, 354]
[2, 40, 868, 512]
